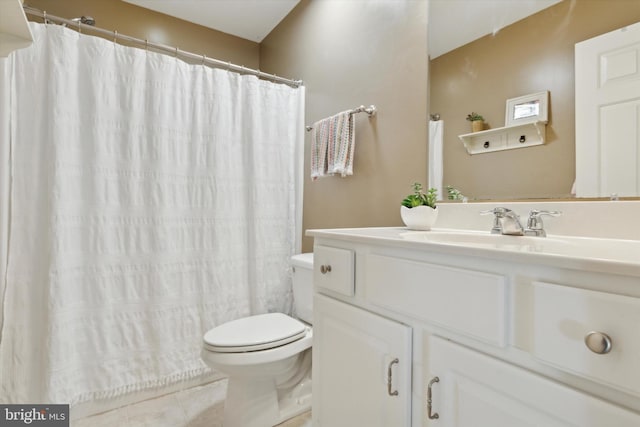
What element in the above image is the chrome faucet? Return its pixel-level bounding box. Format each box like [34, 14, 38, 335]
[481, 207, 524, 235]
[524, 210, 561, 237]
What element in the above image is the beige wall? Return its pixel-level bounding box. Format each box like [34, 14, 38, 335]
[261, 0, 429, 252]
[430, 0, 640, 201]
[25, 0, 259, 68]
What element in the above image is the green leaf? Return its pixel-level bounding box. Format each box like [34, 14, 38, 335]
[402, 183, 438, 208]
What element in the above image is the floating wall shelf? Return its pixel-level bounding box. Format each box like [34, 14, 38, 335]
[0, 0, 33, 58]
[458, 121, 547, 155]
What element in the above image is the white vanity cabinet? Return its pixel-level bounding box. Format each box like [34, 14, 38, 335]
[429, 336, 640, 427]
[312, 294, 412, 426]
[308, 228, 640, 427]
[312, 244, 412, 426]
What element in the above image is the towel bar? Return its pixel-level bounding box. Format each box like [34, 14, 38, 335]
[306, 105, 376, 131]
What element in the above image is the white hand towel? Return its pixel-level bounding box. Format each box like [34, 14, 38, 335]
[328, 111, 355, 177]
[310, 118, 329, 180]
[429, 120, 444, 199]
[310, 111, 354, 180]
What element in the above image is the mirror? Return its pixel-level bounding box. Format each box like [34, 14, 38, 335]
[429, 0, 640, 201]
[513, 101, 539, 121]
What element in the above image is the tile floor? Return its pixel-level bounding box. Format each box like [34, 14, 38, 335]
[72, 379, 312, 427]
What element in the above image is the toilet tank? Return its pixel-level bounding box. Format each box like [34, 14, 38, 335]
[291, 253, 314, 324]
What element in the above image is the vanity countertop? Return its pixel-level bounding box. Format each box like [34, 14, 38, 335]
[307, 227, 640, 278]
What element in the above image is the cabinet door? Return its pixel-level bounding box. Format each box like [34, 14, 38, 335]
[427, 336, 640, 427]
[313, 294, 412, 427]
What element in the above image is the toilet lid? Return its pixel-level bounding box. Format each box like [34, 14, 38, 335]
[203, 313, 307, 353]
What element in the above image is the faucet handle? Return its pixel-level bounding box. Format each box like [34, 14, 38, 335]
[528, 209, 562, 218]
[480, 207, 513, 234]
[525, 210, 562, 237]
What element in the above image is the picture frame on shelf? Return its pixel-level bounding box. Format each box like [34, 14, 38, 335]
[505, 91, 549, 126]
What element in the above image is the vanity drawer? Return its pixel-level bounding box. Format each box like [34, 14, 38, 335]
[531, 281, 640, 396]
[314, 245, 355, 296]
[364, 254, 507, 346]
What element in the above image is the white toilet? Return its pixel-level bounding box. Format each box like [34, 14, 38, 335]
[201, 253, 314, 427]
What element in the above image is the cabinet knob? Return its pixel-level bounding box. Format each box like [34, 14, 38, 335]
[320, 264, 332, 274]
[584, 331, 612, 354]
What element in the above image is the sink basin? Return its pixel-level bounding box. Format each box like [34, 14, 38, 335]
[399, 230, 571, 253]
[398, 229, 640, 265]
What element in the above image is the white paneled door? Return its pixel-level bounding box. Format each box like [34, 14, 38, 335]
[575, 21, 640, 197]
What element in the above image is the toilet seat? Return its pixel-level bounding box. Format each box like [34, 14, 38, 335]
[203, 313, 307, 353]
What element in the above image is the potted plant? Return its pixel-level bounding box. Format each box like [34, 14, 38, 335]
[400, 182, 438, 230]
[446, 185, 467, 202]
[466, 112, 484, 132]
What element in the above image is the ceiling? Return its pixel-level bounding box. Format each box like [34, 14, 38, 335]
[429, 0, 563, 58]
[124, 0, 563, 55]
[123, 0, 301, 43]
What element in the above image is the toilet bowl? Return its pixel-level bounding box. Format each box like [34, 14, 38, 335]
[201, 253, 314, 427]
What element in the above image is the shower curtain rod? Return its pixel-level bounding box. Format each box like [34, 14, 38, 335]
[22, 6, 303, 88]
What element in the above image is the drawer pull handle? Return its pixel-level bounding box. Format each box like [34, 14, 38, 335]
[427, 376, 440, 419]
[387, 358, 399, 396]
[585, 331, 612, 354]
[320, 264, 332, 274]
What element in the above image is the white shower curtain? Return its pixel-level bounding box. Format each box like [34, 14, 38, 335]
[0, 23, 305, 405]
[0, 57, 10, 348]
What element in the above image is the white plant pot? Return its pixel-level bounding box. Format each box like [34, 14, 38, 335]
[400, 205, 438, 231]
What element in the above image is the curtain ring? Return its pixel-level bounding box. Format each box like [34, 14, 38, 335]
[144, 39, 148, 51]
[113, 30, 118, 43]
[227, 61, 231, 70]
[202, 54, 206, 66]
[175, 47, 179, 57]
[43, 10, 47, 25]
